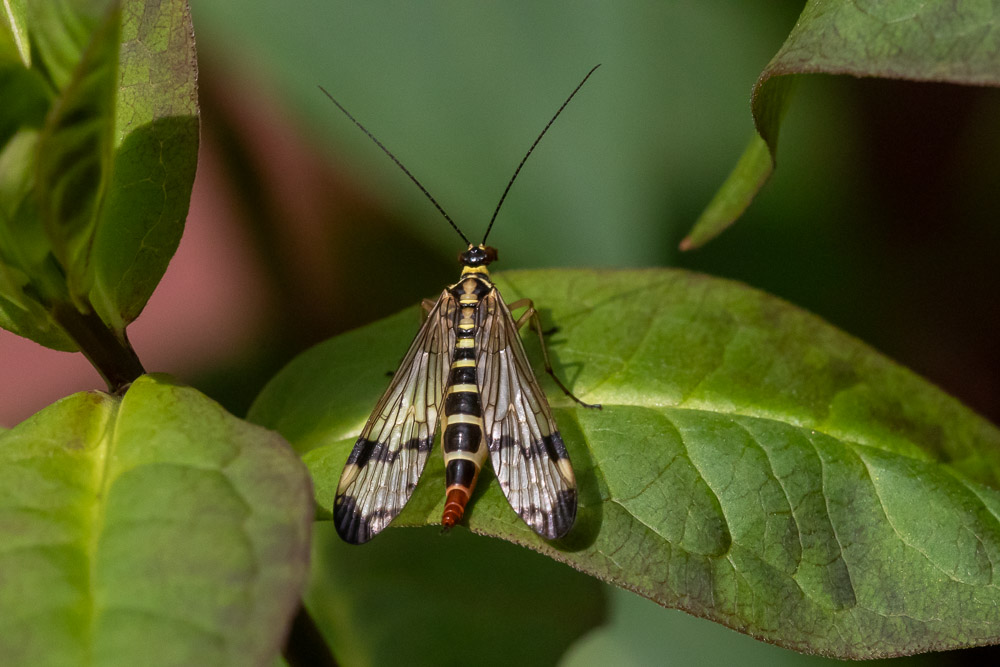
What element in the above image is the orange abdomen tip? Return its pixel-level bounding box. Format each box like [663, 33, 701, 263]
[441, 488, 469, 528]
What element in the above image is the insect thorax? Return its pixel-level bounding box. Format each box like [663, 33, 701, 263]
[449, 271, 493, 303]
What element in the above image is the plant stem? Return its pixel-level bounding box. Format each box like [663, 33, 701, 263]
[50, 302, 145, 392]
[283, 603, 338, 667]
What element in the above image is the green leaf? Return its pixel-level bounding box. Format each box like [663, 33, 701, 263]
[88, 0, 198, 332]
[0, 130, 47, 294]
[35, 2, 121, 307]
[307, 524, 606, 666]
[679, 133, 773, 251]
[0, 0, 31, 68]
[0, 269, 78, 349]
[0, 64, 50, 149]
[0, 129, 77, 350]
[0, 374, 313, 665]
[0, 0, 198, 350]
[26, 0, 105, 90]
[687, 0, 1000, 248]
[251, 268, 1000, 658]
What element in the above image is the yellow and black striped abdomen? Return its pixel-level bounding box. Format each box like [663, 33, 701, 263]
[440, 274, 491, 527]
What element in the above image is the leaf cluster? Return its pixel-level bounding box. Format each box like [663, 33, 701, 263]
[2, 1, 999, 664]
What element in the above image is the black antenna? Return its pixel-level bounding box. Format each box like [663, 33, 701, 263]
[319, 86, 472, 246]
[481, 64, 601, 245]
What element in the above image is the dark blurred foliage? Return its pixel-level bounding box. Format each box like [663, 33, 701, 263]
[676, 77, 1000, 427]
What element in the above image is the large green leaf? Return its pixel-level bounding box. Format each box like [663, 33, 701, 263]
[0, 374, 313, 666]
[685, 0, 1000, 248]
[251, 268, 1000, 658]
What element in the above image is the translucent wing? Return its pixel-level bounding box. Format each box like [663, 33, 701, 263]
[476, 288, 577, 539]
[334, 291, 456, 544]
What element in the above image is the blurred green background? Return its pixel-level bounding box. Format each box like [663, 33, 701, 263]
[180, 1, 1000, 665]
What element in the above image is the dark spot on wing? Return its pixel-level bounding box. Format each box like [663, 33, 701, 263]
[542, 432, 571, 461]
[347, 437, 432, 466]
[489, 432, 570, 461]
[334, 496, 399, 545]
[333, 496, 373, 544]
[345, 437, 376, 466]
[519, 488, 577, 540]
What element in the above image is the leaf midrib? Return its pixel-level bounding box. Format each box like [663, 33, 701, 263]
[83, 395, 118, 664]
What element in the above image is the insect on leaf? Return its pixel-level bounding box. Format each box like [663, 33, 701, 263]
[252, 267, 1000, 658]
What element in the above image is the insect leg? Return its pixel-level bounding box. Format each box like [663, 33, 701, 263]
[508, 298, 601, 409]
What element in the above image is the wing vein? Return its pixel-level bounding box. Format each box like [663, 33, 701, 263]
[333, 292, 456, 543]
[477, 287, 577, 539]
